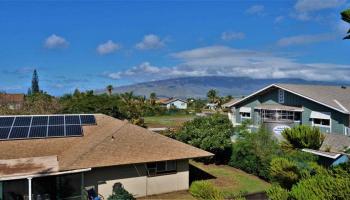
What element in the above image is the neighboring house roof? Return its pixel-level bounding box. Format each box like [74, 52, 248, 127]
[302, 149, 342, 159]
[160, 98, 187, 105]
[0, 114, 212, 173]
[0, 94, 25, 104]
[320, 133, 350, 152]
[229, 84, 350, 114]
[222, 98, 242, 108]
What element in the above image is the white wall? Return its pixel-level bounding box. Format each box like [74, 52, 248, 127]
[166, 100, 187, 109]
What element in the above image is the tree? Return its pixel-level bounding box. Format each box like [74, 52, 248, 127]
[106, 85, 113, 96]
[149, 92, 157, 105]
[207, 89, 218, 103]
[281, 125, 325, 150]
[31, 69, 40, 94]
[341, 9, 350, 39]
[176, 114, 234, 163]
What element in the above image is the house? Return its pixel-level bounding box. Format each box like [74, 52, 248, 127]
[0, 93, 25, 110]
[158, 98, 188, 109]
[0, 114, 212, 199]
[302, 134, 350, 167]
[226, 84, 350, 136]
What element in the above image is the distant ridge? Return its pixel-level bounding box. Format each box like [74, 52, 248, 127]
[97, 76, 346, 98]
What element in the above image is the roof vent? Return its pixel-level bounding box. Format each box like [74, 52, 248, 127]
[341, 85, 347, 89]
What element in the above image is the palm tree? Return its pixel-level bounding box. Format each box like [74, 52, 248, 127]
[207, 89, 218, 103]
[149, 92, 157, 105]
[341, 9, 350, 39]
[106, 85, 113, 96]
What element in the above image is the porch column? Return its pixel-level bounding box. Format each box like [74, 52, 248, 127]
[28, 177, 32, 200]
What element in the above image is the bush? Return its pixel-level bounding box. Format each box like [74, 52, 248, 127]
[270, 157, 300, 189]
[107, 184, 135, 200]
[266, 185, 289, 200]
[281, 125, 325, 150]
[176, 114, 234, 163]
[290, 174, 350, 200]
[229, 125, 281, 180]
[189, 181, 223, 200]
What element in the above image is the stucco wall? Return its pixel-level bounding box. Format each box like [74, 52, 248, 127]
[234, 87, 349, 135]
[166, 100, 187, 109]
[84, 159, 189, 198]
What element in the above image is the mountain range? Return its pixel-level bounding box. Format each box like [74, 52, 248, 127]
[98, 76, 346, 99]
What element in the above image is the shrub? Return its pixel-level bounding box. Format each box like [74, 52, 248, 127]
[282, 125, 325, 150]
[270, 157, 300, 189]
[229, 125, 281, 180]
[266, 185, 289, 200]
[107, 184, 135, 200]
[189, 181, 223, 200]
[176, 114, 234, 163]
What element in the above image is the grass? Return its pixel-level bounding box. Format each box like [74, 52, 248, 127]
[144, 113, 195, 128]
[139, 161, 270, 199]
[191, 161, 270, 198]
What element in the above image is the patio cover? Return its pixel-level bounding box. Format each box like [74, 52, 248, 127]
[239, 107, 251, 113]
[254, 104, 303, 112]
[310, 111, 331, 119]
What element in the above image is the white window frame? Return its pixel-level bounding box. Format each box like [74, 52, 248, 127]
[278, 89, 285, 103]
[240, 112, 251, 119]
[312, 118, 331, 128]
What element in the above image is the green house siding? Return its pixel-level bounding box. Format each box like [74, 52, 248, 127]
[234, 87, 349, 135]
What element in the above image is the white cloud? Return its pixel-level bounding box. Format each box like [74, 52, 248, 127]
[246, 5, 265, 15]
[44, 34, 69, 49]
[277, 33, 335, 46]
[274, 16, 285, 23]
[292, 0, 347, 21]
[135, 34, 165, 50]
[105, 45, 350, 83]
[97, 40, 121, 55]
[221, 31, 245, 41]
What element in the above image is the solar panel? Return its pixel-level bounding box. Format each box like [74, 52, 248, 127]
[29, 126, 48, 138]
[66, 125, 82, 136]
[13, 117, 32, 126]
[65, 115, 80, 125]
[0, 128, 11, 139]
[48, 125, 65, 137]
[80, 115, 96, 125]
[9, 127, 29, 139]
[0, 117, 15, 127]
[32, 116, 48, 126]
[0, 114, 96, 141]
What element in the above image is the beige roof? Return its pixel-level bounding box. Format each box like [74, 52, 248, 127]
[320, 133, 350, 152]
[161, 98, 187, 105]
[222, 98, 242, 108]
[0, 114, 212, 173]
[231, 84, 350, 114]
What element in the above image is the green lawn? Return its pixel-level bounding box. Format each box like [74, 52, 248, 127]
[139, 161, 270, 199]
[144, 114, 195, 128]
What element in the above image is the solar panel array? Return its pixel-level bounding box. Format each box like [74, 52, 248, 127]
[0, 114, 96, 141]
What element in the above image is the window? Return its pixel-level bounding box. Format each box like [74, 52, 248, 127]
[278, 89, 285, 103]
[146, 160, 177, 176]
[313, 118, 330, 127]
[240, 112, 251, 118]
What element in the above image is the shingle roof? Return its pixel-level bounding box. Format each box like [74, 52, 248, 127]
[0, 94, 25, 104]
[230, 84, 350, 114]
[0, 114, 212, 173]
[320, 133, 350, 152]
[222, 98, 242, 108]
[161, 98, 187, 104]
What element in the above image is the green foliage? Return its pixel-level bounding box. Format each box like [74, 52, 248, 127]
[107, 186, 135, 200]
[341, 9, 350, 39]
[207, 89, 218, 103]
[289, 174, 350, 200]
[266, 185, 289, 200]
[176, 114, 234, 162]
[229, 125, 281, 180]
[270, 157, 301, 189]
[189, 181, 223, 200]
[282, 125, 325, 150]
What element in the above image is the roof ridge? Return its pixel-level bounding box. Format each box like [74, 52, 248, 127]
[59, 119, 129, 169]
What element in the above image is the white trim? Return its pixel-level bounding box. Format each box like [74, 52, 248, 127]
[0, 168, 91, 181]
[334, 99, 349, 112]
[239, 107, 251, 113]
[229, 84, 349, 114]
[310, 111, 331, 120]
[302, 149, 340, 159]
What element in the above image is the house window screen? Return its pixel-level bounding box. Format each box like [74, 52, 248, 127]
[146, 160, 177, 176]
[278, 89, 285, 103]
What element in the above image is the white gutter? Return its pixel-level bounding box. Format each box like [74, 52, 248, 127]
[0, 168, 92, 181]
[302, 149, 340, 159]
[230, 84, 349, 114]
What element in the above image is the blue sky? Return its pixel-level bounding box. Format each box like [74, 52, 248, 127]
[0, 0, 349, 95]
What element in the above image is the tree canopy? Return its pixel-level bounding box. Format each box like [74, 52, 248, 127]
[31, 69, 40, 94]
[341, 9, 350, 39]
